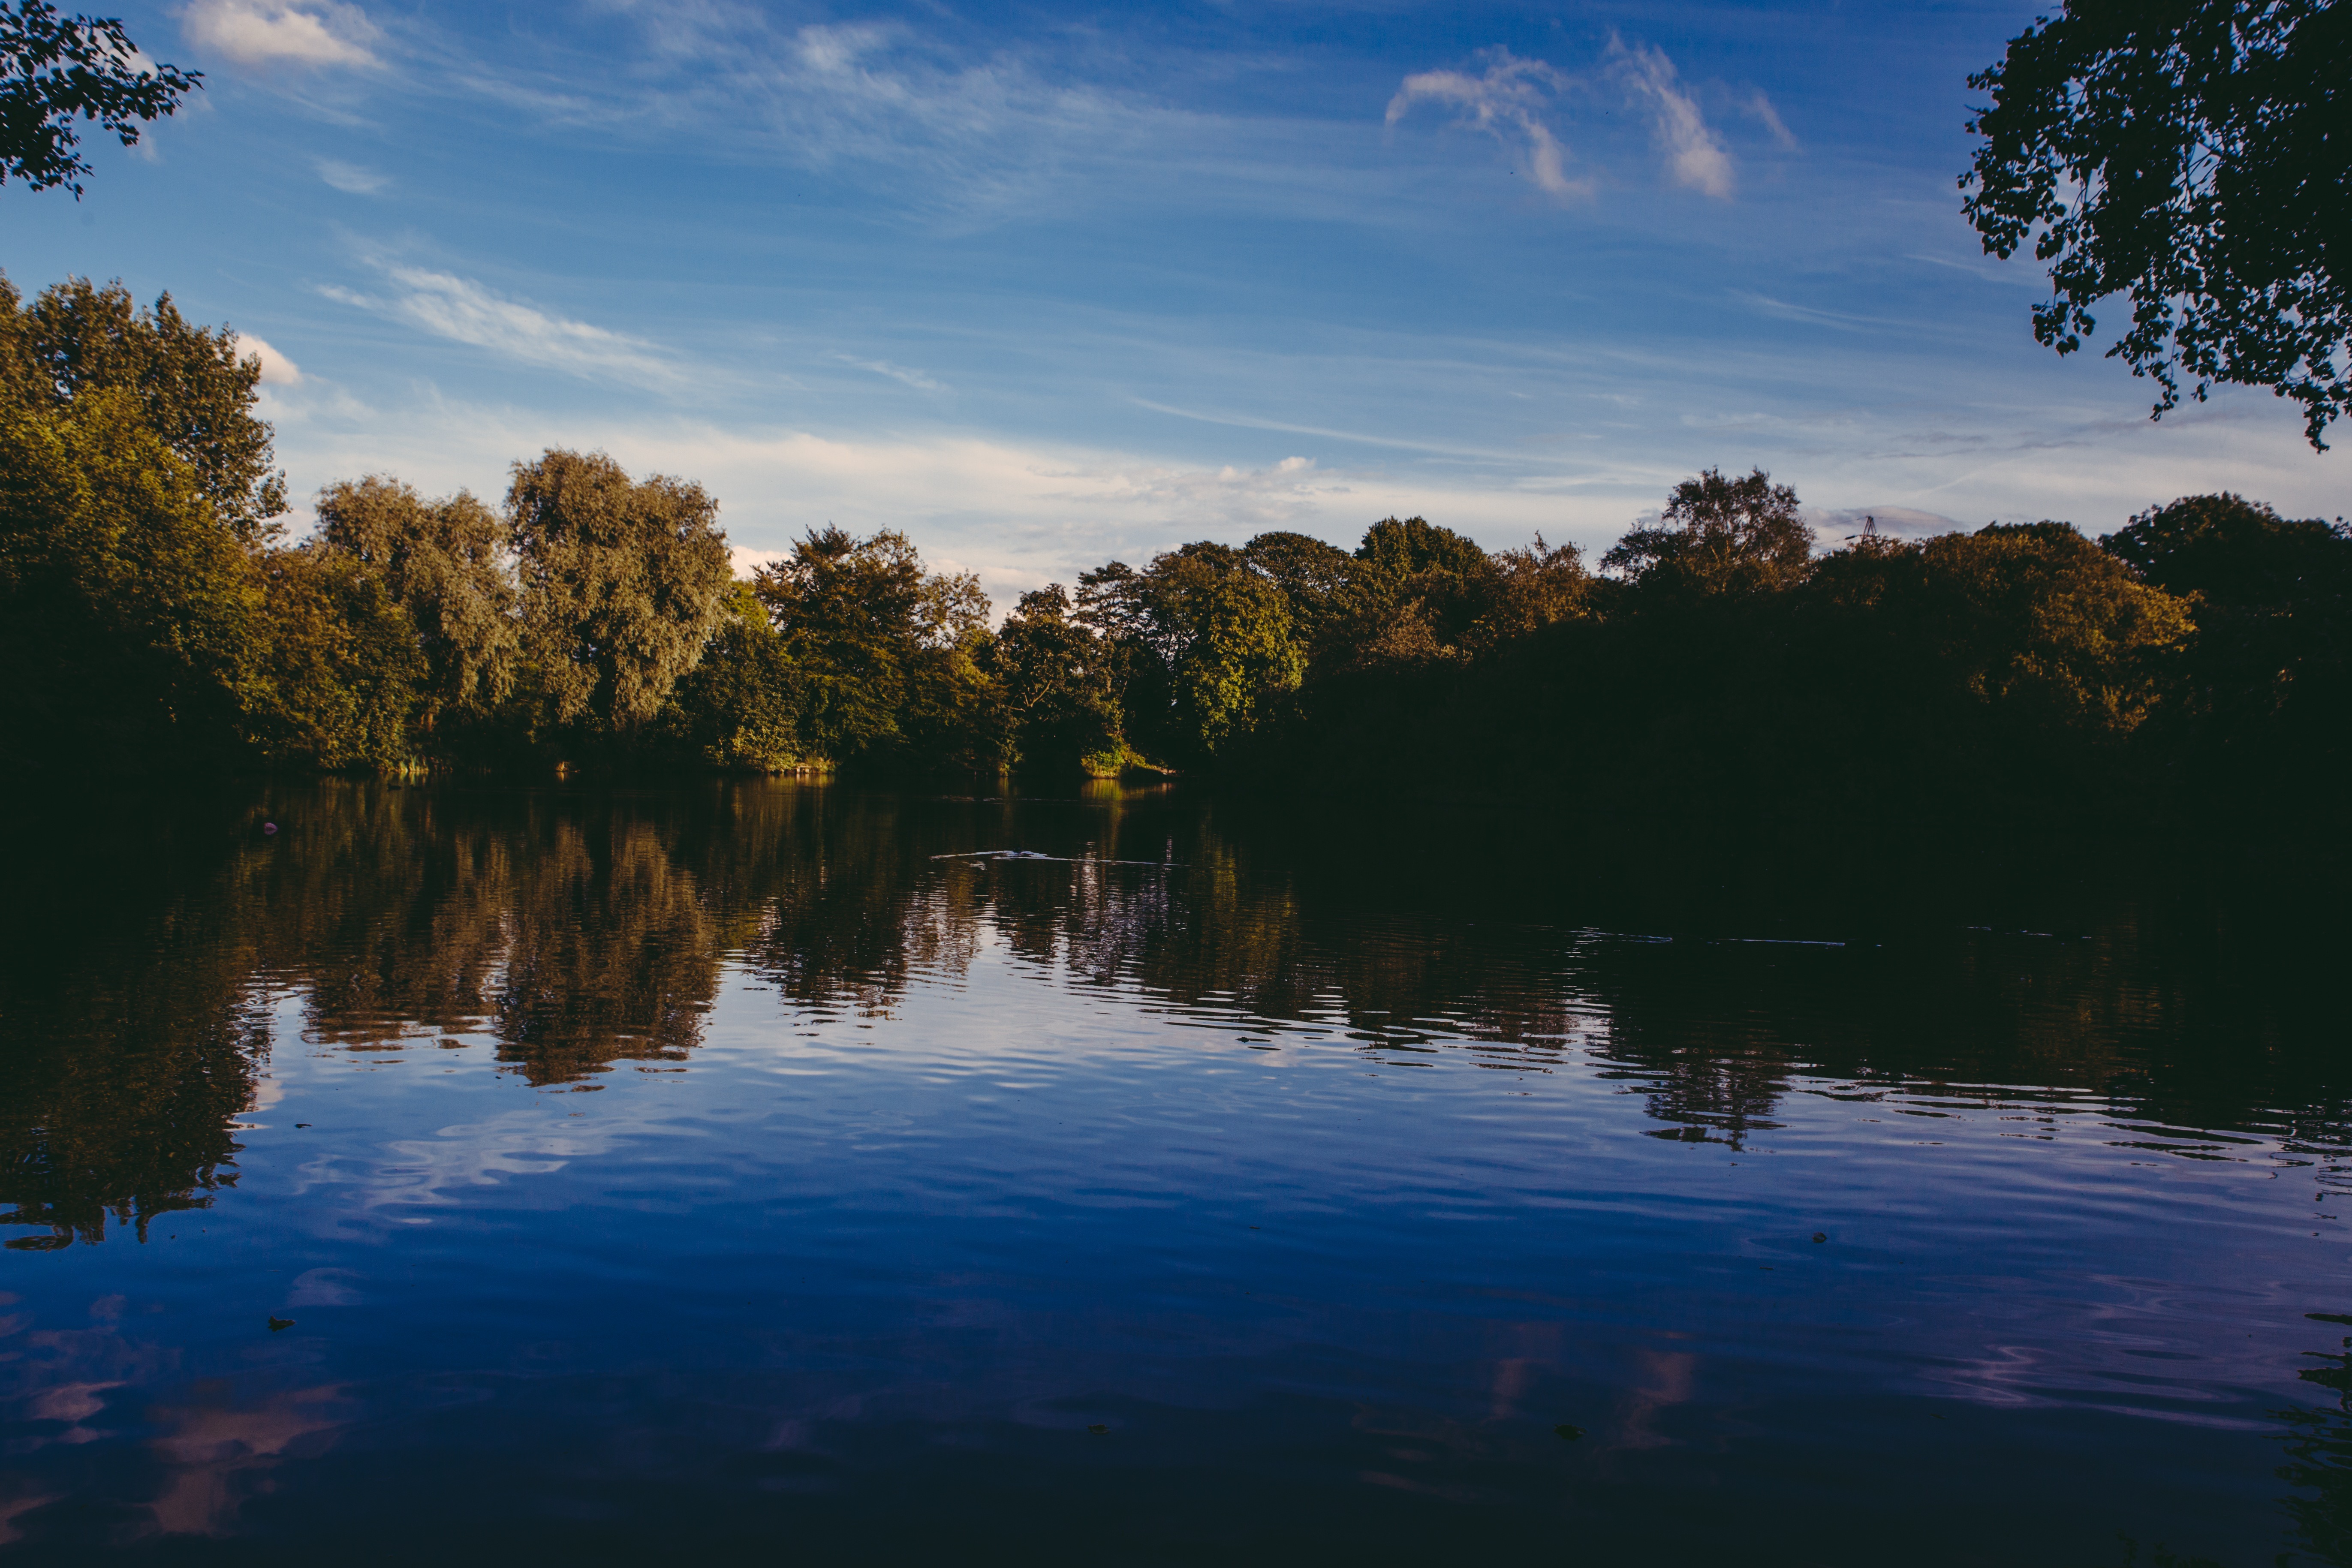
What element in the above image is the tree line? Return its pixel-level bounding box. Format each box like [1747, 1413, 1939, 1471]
[3, 274, 2346, 849]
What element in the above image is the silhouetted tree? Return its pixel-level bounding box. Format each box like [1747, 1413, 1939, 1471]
[0, 2, 200, 196]
[1962, 0, 2352, 446]
[2103, 492, 2352, 794]
[1602, 466, 1811, 596]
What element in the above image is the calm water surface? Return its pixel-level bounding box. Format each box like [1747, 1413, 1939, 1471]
[2, 781, 2346, 1565]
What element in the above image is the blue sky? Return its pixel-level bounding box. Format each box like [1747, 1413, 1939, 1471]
[6, 0, 2341, 601]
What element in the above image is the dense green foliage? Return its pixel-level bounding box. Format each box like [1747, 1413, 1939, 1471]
[313, 475, 518, 733]
[3, 264, 2342, 858]
[509, 450, 732, 736]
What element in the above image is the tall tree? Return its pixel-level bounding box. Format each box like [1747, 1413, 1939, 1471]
[507, 450, 730, 735]
[663, 580, 809, 771]
[992, 583, 1127, 771]
[0, 2, 199, 196]
[750, 525, 990, 765]
[0, 275, 286, 538]
[1961, 0, 2351, 447]
[1175, 571, 1304, 755]
[1346, 516, 1503, 666]
[2102, 492, 2351, 763]
[241, 546, 425, 770]
[1602, 467, 1812, 596]
[314, 475, 519, 728]
[0, 388, 261, 767]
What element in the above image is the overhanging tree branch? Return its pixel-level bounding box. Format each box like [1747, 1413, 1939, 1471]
[1961, 0, 2349, 448]
[0, 1, 201, 197]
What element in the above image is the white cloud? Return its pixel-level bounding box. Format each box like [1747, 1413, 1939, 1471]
[456, 13, 1138, 228]
[1731, 290, 1906, 333]
[1745, 91, 1798, 152]
[1386, 48, 1588, 200]
[181, 0, 379, 68]
[233, 333, 302, 385]
[321, 266, 682, 386]
[1609, 38, 1734, 199]
[1063, 453, 1343, 528]
[836, 355, 948, 393]
[315, 158, 388, 193]
[730, 546, 788, 580]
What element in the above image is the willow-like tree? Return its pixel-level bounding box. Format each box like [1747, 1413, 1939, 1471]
[507, 450, 731, 734]
[314, 476, 518, 729]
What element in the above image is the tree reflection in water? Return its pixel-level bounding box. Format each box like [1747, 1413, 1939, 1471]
[2281, 1314, 2352, 1565]
[2, 778, 2349, 1561]
[4, 777, 2347, 1252]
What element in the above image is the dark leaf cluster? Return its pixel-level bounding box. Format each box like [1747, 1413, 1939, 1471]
[1961, 0, 2352, 446]
[0, 1, 199, 196]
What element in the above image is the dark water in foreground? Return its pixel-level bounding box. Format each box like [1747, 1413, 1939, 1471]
[1, 781, 2346, 1565]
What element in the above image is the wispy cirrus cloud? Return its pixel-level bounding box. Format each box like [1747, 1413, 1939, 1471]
[315, 157, 388, 193]
[1609, 37, 1735, 199]
[180, 0, 379, 68]
[319, 265, 683, 386]
[836, 355, 948, 393]
[458, 15, 1135, 226]
[1744, 90, 1798, 152]
[1389, 38, 1753, 203]
[1385, 48, 1587, 200]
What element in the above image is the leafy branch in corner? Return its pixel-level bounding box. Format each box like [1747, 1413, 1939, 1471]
[0, 1, 201, 197]
[1961, 0, 2349, 448]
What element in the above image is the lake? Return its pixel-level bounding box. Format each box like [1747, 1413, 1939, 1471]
[2, 780, 2344, 1565]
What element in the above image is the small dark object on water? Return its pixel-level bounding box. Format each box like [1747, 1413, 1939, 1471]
[1554, 1424, 1584, 1441]
[263, 822, 278, 835]
[267, 1315, 295, 1332]
[1087, 1424, 1108, 1435]
[295, 1123, 310, 1129]
[1812, 1232, 1828, 1243]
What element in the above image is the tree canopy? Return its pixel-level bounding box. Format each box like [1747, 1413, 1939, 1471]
[0, 2, 199, 196]
[0, 275, 287, 538]
[314, 476, 518, 728]
[508, 449, 732, 734]
[1961, 0, 2352, 447]
[1600, 466, 1811, 595]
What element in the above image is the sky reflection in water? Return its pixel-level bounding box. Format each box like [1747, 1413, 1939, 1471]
[1, 780, 2346, 1565]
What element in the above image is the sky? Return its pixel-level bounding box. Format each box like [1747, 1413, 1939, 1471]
[5, 0, 2343, 602]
